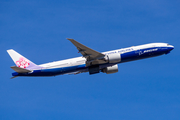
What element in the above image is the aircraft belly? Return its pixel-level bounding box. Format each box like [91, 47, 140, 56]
[14, 64, 87, 77]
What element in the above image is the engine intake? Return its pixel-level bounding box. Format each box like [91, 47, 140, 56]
[105, 53, 121, 63]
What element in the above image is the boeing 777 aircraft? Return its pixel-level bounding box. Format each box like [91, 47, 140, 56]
[7, 38, 174, 78]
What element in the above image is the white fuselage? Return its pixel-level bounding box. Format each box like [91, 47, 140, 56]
[11, 42, 174, 77]
[39, 43, 172, 69]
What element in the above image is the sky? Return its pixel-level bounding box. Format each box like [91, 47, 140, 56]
[0, 0, 180, 119]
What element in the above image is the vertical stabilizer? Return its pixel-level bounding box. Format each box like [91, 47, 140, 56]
[7, 49, 42, 70]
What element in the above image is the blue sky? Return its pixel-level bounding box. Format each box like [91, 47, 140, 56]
[1, 0, 180, 119]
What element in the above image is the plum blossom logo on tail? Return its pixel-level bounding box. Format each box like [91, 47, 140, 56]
[16, 57, 30, 68]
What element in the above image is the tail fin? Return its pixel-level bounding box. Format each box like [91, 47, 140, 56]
[7, 49, 42, 70]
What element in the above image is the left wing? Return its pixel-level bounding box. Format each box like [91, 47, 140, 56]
[67, 38, 106, 66]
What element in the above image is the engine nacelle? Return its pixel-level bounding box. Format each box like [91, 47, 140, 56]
[105, 53, 121, 63]
[102, 64, 118, 74]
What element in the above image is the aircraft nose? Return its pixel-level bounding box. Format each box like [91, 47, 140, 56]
[169, 45, 174, 51]
[167, 44, 174, 51]
[164, 45, 174, 54]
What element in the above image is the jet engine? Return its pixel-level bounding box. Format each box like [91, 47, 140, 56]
[102, 64, 118, 74]
[104, 53, 121, 63]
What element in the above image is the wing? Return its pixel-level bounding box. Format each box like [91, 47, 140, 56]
[67, 38, 106, 66]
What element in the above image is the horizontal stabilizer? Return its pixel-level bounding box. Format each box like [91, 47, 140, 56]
[11, 76, 19, 79]
[10, 66, 32, 73]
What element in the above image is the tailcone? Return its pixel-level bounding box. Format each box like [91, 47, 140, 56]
[11, 72, 19, 79]
[12, 72, 19, 76]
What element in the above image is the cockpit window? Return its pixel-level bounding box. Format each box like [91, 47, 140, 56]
[167, 44, 170, 46]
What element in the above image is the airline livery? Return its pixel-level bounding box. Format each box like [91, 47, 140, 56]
[7, 39, 174, 78]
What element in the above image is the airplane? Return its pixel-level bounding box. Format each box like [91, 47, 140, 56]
[7, 38, 174, 78]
